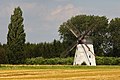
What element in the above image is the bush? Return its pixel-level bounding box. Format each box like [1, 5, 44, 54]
[96, 57, 120, 65]
[25, 57, 120, 65]
[96, 57, 104, 65]
[25, 57, 73, 65]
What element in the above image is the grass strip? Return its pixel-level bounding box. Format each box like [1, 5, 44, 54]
[0, 64, 120, 70]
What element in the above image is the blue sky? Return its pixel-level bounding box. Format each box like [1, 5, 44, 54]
[0, 0, 120, 44]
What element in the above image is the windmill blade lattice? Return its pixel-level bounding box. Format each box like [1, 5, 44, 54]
[61, 21, 81, 57]
[66, 21, 81, 38]
[78, 25, 95, 41]
[60, 41, 78, 58]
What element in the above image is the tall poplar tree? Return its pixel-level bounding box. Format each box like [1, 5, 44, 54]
[7, 7, 26, 64]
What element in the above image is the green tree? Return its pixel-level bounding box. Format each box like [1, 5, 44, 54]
[0, 44, 7, 64]
[0, 47, 7, 64]
[109, 18, 120, 57]
[58, 15, 108, 56]
[7, 7, 26, 64]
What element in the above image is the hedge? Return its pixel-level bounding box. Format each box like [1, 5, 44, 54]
[96, 57, 120, 65]
[25, 57, 73, 65]
[24, 57, 120, 65]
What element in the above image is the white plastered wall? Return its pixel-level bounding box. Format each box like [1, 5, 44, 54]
[73, 44, 96, 66]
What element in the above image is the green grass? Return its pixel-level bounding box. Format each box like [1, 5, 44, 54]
[0, 64, 120, 70]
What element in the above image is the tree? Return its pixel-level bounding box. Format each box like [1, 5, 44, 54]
[58, 15, 108, 56]
[108, 18, 120, 57]
[0, 47, 7, 64]
[7, 7, 26, 64]
[0, 44, 7, 64]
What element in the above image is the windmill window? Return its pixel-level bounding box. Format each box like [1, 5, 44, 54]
[89, 55, 91, 58]
[90, 62, 91, 65]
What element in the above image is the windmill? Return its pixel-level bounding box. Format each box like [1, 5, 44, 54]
[61, 20, 96, 66]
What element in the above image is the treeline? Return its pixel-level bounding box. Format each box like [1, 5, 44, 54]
[24, 40, 66, 58]
[0, 38, 120, 64]
[0, 40, 67, 64]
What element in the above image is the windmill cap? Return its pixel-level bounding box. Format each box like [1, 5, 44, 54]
[81, 38, 93, 44]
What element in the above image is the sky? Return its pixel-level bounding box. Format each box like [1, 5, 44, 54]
[0, 0, 120, 44]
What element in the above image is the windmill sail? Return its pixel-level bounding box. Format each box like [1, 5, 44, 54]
[60, 41, 78, 57]
[78, 25, 95, 40]
[66, 21, 81, 38]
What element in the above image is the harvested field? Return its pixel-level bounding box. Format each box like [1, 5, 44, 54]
[0, 65, 120, 80]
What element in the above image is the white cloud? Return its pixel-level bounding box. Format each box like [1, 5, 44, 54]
[46, 4, 81, 22]
[0, 2, 38, 18]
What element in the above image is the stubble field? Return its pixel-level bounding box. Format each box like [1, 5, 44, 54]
[0, 65, 120, 80]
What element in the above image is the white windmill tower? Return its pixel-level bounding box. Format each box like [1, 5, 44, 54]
[61, 21, 96, 66]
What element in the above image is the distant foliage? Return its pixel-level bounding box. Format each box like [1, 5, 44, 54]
[24, 40, 67, 58]
[24, 57, 120, 65]
[25, 57, 73, 65]
[96, 57, 120, 65]
[108, 18, 120, 57]
[0, 47, 7, 64]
